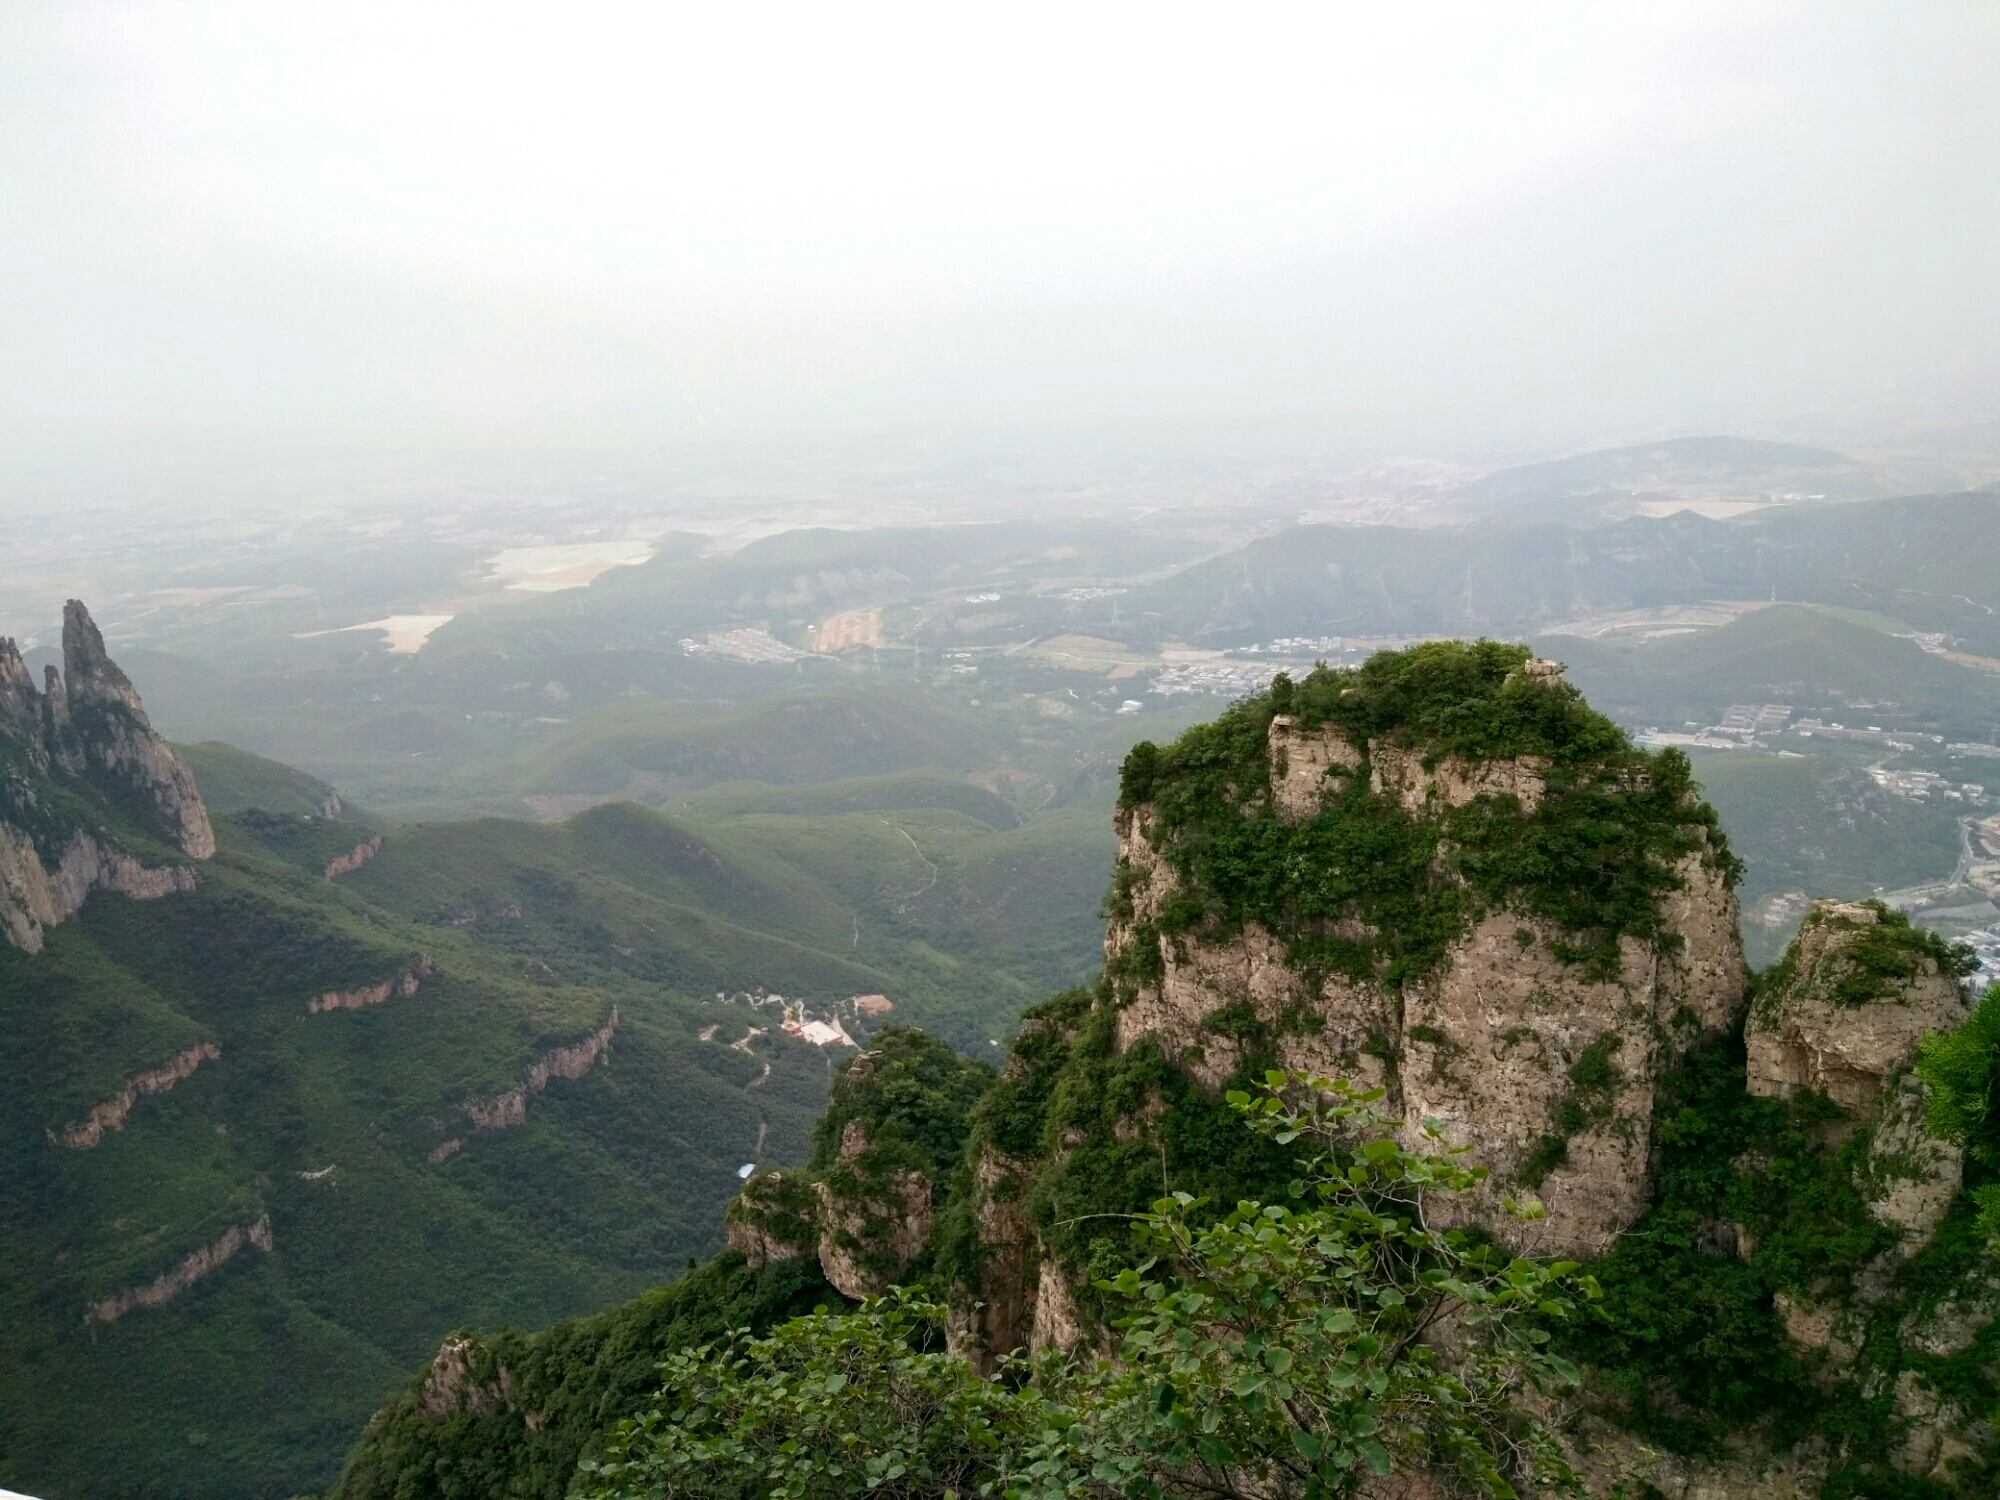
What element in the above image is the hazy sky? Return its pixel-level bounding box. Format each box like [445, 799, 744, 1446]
[4, 2, 1997, 501]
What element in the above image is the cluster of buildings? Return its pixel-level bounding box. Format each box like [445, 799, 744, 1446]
[708, 988, 896, 1049]
[1232, 636, 1348, 658]
[1638, 703, 1794, 751]
[1955, 927, 2000, 993]
[679, 628, 807, 664]
[1866, 765, 1987, 804]
[1793, 718, 1929, 751]
[1150, 661, 1281, 697]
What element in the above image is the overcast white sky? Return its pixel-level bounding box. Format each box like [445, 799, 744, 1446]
[3, 2, 1997, 501]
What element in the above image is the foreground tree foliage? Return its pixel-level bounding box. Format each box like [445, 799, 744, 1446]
[1918, 986, 2000, 1241]
[579, 1072, 1592, 1499]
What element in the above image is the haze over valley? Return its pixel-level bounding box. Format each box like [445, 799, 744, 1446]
[6, 6, 2000, 1499]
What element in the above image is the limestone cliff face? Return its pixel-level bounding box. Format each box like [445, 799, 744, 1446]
[55, 1042, 220, 1148]
[727, 1115, 936, 1301]
[812, 1118, 934, 1298]
[308, 958, 434, 1015]
[1746, 899, 1972, 1114]
[1104, 712, 1745, 1260]
[723, 1029, 986, 1301]
[0, 822, 198, 952]
[56, 602, 214, 859]
[0, 601, 213, 951]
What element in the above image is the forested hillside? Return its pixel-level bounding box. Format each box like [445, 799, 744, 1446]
[0, 624, 1117, 1499]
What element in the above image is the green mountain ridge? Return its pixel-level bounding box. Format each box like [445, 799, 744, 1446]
[0, 641, 1116, 1497]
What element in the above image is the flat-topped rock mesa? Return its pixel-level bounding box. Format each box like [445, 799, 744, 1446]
[0, 600, 213, 951]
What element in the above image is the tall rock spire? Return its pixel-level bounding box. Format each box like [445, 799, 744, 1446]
[0, 600, 216, 952]
[55, 602, 214, 859]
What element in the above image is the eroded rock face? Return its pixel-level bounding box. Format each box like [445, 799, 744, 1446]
[1746, 901, 1972, 1115]
[59, 602, 215, 859]
[724, 1107, 938, 1301]
[1268, 713, 1363, 821]
[55, 1042, 220, 1148]
[0, 825, 198, 953]
[814, 1166, 931, 1299]
[1857, 1069, 1964, 1255]
[325, 833, 383, 879]
[0, 601, 213, 951]
[1104, 741, 1745, 1259]
[948, 1147, 1039, 1368]
[725, 1169, 819, 1269]
[309, 958, 434, 1014]
[418, 1334, 518, 1420]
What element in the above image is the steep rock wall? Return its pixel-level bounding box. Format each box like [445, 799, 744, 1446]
[0, 824, 197, 953]
[1102, 712, 1744, 1260]
[308, 958, 434, 1015]
[325, 833, 383, 879]
[1746, 900, 1972, 1113]
[0, 601, 213, 951]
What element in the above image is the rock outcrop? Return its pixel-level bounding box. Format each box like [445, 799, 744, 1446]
[427, 1010, 619, 1162]
[54, 1042, 220, 1148]
[0, 823, 198, 952]
[725, 1168, 822, 1268]
[727, 1116, 936, 1300]
[1746, 899, 1972, 1114]
[85, 1216, 271, 1323]
[325, 833, 383, 879]
[0, 601, 213, 951]
[308, 958, 434, 1014]
[812, 1129, 933, 1298]
[55, 602, 214, 858]
[723, 1029, 985, 1300]
[1102, 710, 1744, 1261]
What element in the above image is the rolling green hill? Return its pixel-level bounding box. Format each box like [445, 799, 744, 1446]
[518, 689, 996, 799]
[1544, 602, 2000, 738]
[1097, 491, 2000, 652]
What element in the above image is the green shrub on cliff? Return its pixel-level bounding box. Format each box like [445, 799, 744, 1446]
[579, 1071, 1592, 1500]
[1919, 987, 2000, 1241]
[1117, 642, 1737, 986]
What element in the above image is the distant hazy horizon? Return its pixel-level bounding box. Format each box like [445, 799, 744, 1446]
[5, 2, 1998, 510]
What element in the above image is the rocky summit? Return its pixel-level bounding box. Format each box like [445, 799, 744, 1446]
[0, 601, 214, 952]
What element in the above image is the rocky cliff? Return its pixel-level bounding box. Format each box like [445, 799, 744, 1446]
[1564, 899, 1994, 1496]
[0, 600, 212, 950]
[944, 643, 1749, 1377]
[724, 1026, 991, 1298]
